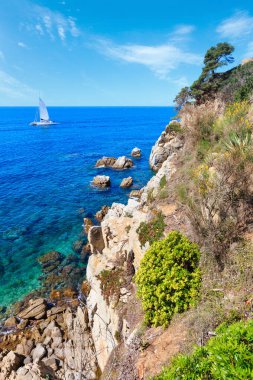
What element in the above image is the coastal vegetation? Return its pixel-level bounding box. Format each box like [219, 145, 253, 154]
[135, 231, 201, 327]
[136, 211, 165, 247]
[154, 320, 253, 379]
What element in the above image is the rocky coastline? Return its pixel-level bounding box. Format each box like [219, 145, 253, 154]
[0, 124, 182, 379]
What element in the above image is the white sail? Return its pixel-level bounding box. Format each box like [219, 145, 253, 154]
[39, 98, 50, 121]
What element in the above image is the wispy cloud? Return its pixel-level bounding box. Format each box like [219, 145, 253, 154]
[24, 3, 81, 42]
[92, 37, 201, 79]
[18, 42, 28, 48]
[245, 41, 253, 57]
[216, 11, 253, 39]
[0, 70, 36, 100]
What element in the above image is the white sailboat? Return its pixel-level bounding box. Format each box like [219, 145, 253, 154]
[30, 98, 58, 126]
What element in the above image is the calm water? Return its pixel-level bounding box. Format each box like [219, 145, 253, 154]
[0, 106, 174, 308]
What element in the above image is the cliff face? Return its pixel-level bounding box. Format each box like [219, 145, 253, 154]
[86, 123, 184, 374]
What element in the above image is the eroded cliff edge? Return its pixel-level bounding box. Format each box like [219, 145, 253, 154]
[86, 122, 185, 378]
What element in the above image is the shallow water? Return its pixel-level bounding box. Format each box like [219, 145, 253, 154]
[0, 106, 174, 308]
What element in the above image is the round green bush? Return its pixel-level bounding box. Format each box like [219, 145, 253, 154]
[154, 320, 253, 379]
[135, 231, 201, 327]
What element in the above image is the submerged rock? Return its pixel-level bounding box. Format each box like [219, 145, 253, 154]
[131, 147, 141, 157]
[120, 177, 133, 188]
[129, 189, 142, 199]
[92, 175, 111, 188]
[113, 156, 133, 169]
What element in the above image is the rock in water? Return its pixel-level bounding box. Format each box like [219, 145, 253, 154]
[129, 189, 142, 199]
[120, 177, 133, 188]
[131, 147, 141, 157]
[18, 298, 48, 320]
[92, 175, 111, 188]
[95, 156, 116, 167]
[95, 205, 109, 222]
[112, 156, 133, 169]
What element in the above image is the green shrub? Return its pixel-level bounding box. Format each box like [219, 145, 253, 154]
[153, 320, 253, 379]
[137, 212, 165, 247]
[135, 231, 201, 327]
[98, 268, 124, 305]
[160, 175, 167, 189]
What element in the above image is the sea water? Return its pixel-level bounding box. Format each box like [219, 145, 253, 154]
[0, 106, 174, 308]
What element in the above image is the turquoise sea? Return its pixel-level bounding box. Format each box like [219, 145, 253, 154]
[0, 106, 174, 309]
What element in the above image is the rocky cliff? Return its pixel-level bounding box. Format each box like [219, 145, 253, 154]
[86, 122, 184, 377]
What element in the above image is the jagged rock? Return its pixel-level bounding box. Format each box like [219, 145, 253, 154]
[131, 147, 141, 157]
[88, 226, 105, 254]
[4, 316, 18, 328]
[18, 298, 47, 320]
[95, 205, 109, 222]
[15, 339, 34, 356]
[129, 189, 142, 199]
[120, 177, 133, 188]
[83, 218, 94, 234]
[0, 351, 24, 379]
[42, 357, 59, 371]
[149, 124, 184, 171]
[113, 156, 133, 169]
[15, 361, 55, 380]
[95, 156, 116, 167]
[92, 175, 111, 188]
[32, 344, 47, 361]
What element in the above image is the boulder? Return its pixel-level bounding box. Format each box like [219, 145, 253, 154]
[4, 316, 18, 328]
[92, 175, 111, 188]
[0, 351, 24, 379]
[88, 226, 105, 254]
[112, 156, 133, 169]
[83, 217, 94, 234]
[131, 147, 141, 157]
[32, 343, 47, 361]
[120, 177, 133, 188]
[95, 156, 116, 168]
[95, 205, 109, 222]
[18, 298, 47, 320]
[129, 189, 142, 199]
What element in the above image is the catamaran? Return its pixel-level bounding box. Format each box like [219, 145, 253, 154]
[30, 98, 58, 126]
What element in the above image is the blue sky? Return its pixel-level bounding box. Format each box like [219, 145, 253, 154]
[1, 0, 253, 106]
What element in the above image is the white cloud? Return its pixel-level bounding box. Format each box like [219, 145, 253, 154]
[217, 11, 253, 39]
[18, 42, 28, 48]
[0, 70, 36, 100]
[26, 4, 80, 42]
[173, 25, 195, 36]
[93, 38, 201, 79]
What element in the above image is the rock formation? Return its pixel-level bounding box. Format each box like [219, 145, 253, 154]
[131, 147, 141, 157]
[120, 177, 133, 188]
[112, 156, 133, 169]
[92, 175, 111, 188]
[95, 157, 116, 168]
[149, 121, 184, 171]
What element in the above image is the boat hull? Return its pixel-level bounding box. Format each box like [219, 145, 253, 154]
[30, 121, 59, 126]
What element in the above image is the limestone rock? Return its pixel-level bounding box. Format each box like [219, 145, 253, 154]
[32, 343, 47, 361]
[95, 156, 116, 167]
[88, 226, 105, 254]
[18, 298, 47, 320]
[120, 177, 133, 188]
[83, 218, 94, 234]
[149, 125, 184, 171]
[113, 156, 133, 169]
[92, 175, 111, 188]
[129, 189, 142, 199]
[131, 147, 141, 157]
[95, 205, 109, 222]
[0, 351, 24, 379]
[4, 316, 18, 328]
